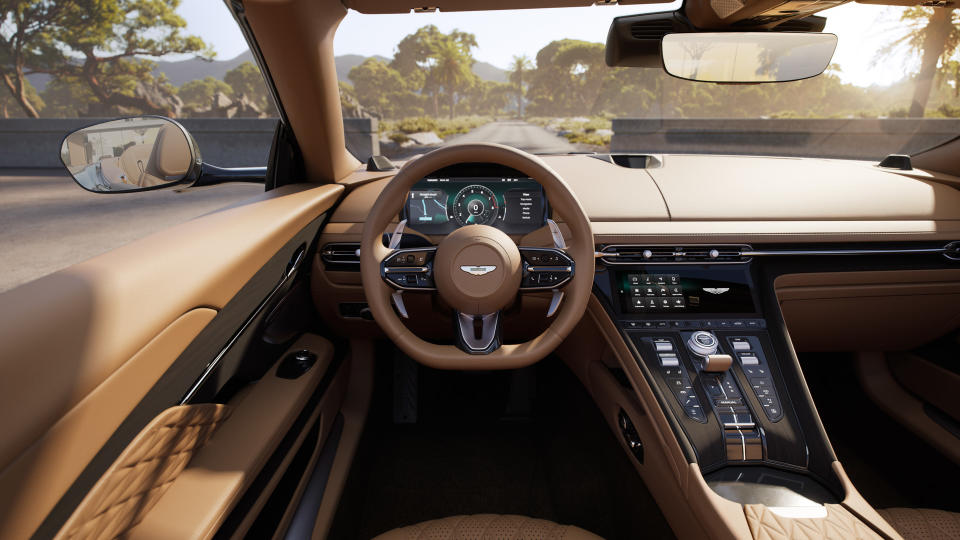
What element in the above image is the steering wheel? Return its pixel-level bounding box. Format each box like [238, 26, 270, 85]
[360, 143, 594, 370]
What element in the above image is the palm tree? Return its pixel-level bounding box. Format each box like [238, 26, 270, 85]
[430, 37, 475, 118]
[509, 55, 532, 118]
[880, 7, 959, 117]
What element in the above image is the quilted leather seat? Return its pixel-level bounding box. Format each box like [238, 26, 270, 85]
[877, 508, 960, 540]
[372, 514, 603, 540]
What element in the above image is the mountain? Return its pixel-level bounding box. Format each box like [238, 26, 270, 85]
[26, 51, 509, 92]
[25, 51, 257, 92]
[473, 61, 508, 83]
[335, 54, 391, 83]
[151, 50, 256, 87]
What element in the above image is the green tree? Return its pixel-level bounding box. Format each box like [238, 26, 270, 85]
[460, 80, 511, 115]
[429, 34, 477, 118]
[0, 75, 43, 117]
[879, 7, 959, 116]
[0, 0, 74, 117]
[224, 61, 271, 111]
[179, 76, 231, 110]
[349, 58, 409, 118]
[508, 55, 532, 117]
[38, 76, 93, 117]
[528, 39, 607, 116]
[389, 25, 478, 118]
[1, 0, 212, 117]
[58, 0, 212, 115]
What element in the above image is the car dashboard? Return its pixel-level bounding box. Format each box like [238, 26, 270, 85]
[312, 150, 960, 519]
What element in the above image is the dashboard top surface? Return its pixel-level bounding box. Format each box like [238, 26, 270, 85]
[328, 153, 960, 243]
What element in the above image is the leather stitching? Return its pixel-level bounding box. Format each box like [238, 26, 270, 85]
[55, 404, 231, 540]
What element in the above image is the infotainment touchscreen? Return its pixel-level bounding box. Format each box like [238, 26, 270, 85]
[404, 175, 546, 235]
[617, 272, 757, 314]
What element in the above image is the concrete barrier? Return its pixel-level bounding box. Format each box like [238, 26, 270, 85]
[0, 117, 379, 169]
[611, 118, 960, 160]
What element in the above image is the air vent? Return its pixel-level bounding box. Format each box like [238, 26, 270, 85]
[630, 21, 675, 40]
[599, 245, 751, 264]
[320, 243, 361, 270]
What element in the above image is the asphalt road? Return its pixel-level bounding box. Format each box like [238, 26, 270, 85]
[447, 120, 579, 154]
[0, 121, 576, 293]
[0, 171, 262, 293]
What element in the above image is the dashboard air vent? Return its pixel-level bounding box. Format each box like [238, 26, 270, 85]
[320, 243, 361, 269]
[630, 20, 675, 40]
[599, 245, 751, 264]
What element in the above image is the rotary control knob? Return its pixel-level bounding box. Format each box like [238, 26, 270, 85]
[687, 331, 719, 357]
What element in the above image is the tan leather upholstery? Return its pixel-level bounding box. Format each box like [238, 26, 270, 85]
[144, 124, 191, 183]
[877, 508, 960, 540]
[55, 404, 231, 540]
[744, 504, 883, 539]
[372, 515, 603, 540]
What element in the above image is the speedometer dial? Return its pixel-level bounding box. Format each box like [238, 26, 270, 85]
[451, 185, 499, 226]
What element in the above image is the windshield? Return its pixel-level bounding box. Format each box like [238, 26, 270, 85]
[334, 4, 960, 161]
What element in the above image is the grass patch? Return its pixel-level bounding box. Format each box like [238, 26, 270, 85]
[531, 116, 612, 147]
[381, 115, 493, 143]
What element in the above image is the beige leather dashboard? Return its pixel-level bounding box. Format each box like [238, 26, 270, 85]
[314, 153, 960, 342]
[329, 154, 960, 243]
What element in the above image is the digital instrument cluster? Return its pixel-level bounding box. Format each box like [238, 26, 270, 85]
[403, 165, 547, 235]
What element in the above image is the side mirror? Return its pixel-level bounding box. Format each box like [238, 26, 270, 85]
[661, 32, 838, 83]
[60, 116, 201, 193]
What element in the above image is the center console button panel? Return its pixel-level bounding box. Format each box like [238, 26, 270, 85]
[630, 325, 782, 463]
[724, 335, 783, 421]
[635, 336, 707, 422]
[604, 264, 810, 473]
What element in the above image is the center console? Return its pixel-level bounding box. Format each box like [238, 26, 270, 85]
[594, 257, 827, 484]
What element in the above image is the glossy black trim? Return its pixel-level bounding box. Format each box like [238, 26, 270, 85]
[213, 354, 345, 539]
[195, 164, 267, 186]
[281, 414, 345, 539]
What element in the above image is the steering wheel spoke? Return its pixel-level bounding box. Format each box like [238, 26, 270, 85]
[380, 246, 437, 290]
[455, 311, 502, 354]
[518, 247, 575, 291]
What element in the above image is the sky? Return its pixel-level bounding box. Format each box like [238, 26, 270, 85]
[177, 0, 917, 87]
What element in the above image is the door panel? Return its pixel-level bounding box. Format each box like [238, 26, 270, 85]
[0, 309, 216, 540]
[0, 183, 344, 539]
[128, 334, 341, 540]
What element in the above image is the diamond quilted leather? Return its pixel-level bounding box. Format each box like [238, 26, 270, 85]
[55, 404, 231, 540]
[744, 504, 884, 540]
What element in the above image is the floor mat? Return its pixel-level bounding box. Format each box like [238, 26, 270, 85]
[329, 355, 675, 540]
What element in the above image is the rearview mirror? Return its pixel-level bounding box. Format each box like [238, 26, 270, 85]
[661, 32, 838, 83]
[60, 116, 200, 193]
